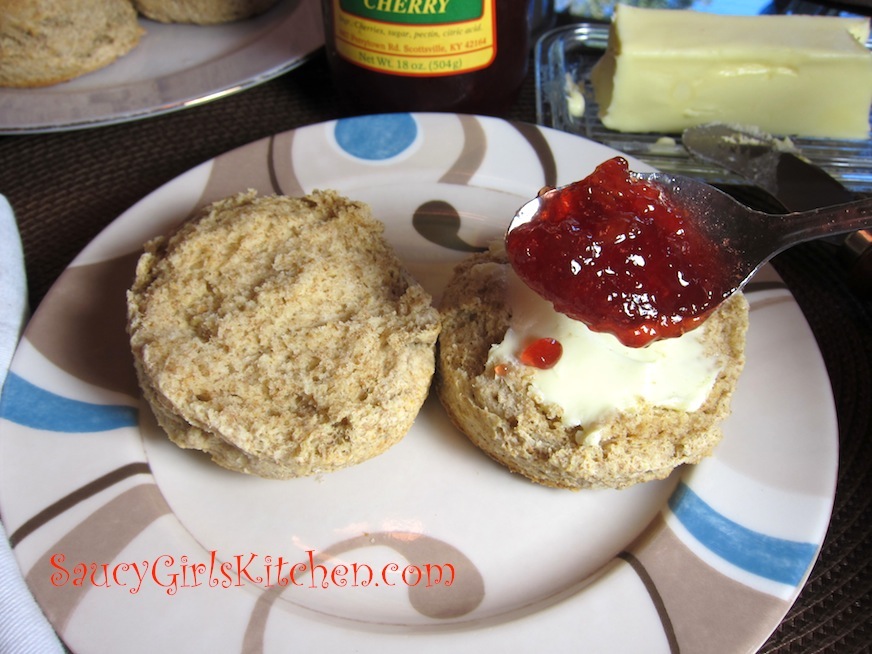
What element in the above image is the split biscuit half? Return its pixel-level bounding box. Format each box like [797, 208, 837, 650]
[128, 189, 441, 478]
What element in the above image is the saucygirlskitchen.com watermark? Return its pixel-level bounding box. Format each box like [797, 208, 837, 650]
[48, 550, 456, 596]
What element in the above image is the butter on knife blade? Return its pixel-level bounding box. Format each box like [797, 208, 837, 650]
[683, 123, 872, 294]
[681, 123, 854, 212]
[591, 5, 872, 139]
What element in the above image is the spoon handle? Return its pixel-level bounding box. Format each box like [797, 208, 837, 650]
[775, 196, 872, 248]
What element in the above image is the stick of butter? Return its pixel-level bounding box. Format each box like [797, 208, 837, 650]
[591, 5, 872, 139]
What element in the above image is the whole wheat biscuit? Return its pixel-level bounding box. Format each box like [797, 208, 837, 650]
[436, 246, 749, 490]
[128, 190, 441, 478]
[0, 0, 142, 87]
[133, 0, 279, 24]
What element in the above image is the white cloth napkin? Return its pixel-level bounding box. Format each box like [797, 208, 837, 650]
[0, 195, 65, 653]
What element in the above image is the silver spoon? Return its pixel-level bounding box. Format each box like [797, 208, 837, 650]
[508, 172, 872, 302]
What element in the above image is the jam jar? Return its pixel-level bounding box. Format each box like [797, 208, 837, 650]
[321, 0, 533, 115]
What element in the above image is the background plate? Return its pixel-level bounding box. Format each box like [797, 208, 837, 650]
[0, 0, 323, 134]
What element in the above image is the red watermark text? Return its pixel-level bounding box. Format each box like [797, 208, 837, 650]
[49, 550, 456, 596]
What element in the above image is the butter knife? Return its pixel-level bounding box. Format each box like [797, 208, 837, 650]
[682, 123, 872, 293]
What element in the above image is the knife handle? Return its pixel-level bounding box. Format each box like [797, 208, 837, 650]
[842, 230, 872, 297]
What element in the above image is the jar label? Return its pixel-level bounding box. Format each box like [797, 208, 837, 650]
[331, 0, 497, 77]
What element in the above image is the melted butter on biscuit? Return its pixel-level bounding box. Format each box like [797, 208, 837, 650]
[488, 268, 722, 440]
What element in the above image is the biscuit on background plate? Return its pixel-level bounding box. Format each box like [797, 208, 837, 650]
[133, 0, 280, 24]
[0, 0, 143, 87]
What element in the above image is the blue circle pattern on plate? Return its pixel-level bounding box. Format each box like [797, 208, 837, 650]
[333, 114, 419, 161]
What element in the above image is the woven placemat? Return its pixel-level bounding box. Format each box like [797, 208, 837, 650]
[0, 52, 346, 308]
[0, 51, 869, 653]
[761, 242, 872, 652]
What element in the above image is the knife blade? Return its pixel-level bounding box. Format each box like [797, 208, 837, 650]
[682, 123, 872, 293]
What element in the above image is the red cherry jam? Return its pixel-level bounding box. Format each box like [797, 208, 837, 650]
[506, 157, 728, 348]
[519, 338, 563, 369]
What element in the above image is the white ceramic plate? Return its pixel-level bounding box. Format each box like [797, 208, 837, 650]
[0, 114, 838, 653]
[0, 0, 323, 134]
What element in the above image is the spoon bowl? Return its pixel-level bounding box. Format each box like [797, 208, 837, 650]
[509, 172, 872, 302]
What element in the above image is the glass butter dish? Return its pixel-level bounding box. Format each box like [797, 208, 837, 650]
[534, 23, 872, 194]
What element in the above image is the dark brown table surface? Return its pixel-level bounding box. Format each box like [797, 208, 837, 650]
[1, 36, 870, 654]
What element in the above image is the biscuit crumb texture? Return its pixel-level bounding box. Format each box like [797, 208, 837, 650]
[436, 247, 749, 490]
[0, 0, 143, 87]
[128, 190, 441, 478]
[132, 0, 279, 24]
